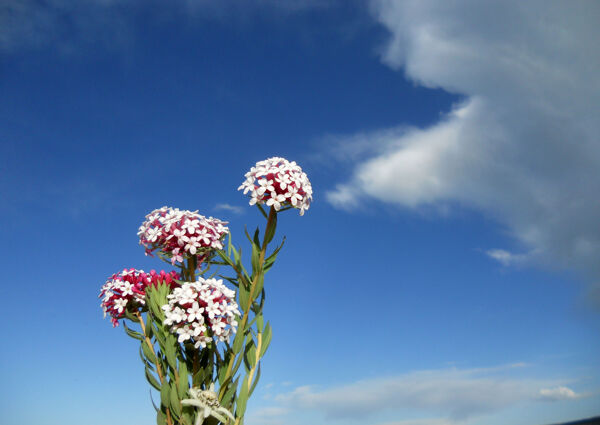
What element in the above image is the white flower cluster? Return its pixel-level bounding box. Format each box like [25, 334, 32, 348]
[138, 207, 229, 264]
[238, 157, 313, 215]
[162, 278, 240, 348]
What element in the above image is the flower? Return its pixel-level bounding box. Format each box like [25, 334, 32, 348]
[99, 268, 179, 327]
[138, 207, 229, 264]
[162, 278, 240, 349]
[238, 157, 313, 215]
[182, 383, 235, 425]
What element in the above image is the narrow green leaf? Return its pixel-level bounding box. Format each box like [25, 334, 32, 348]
[145, 314, 154, 338]
[249, 363, 261, 396]
[232, 327, 245, 354]
[169, 383, 182, 417]
[264, 211, 277, 245]
[123, 321, 143, 340]
[180, 411, 194, 425]
[177, 362, 189, 399]
[152, 322, 166, 347]
[139, 345, 155, 371]
[243, 339, 256, 372]
[164, 338, 177, 371]
[250, 243, 260, 273]
[260, 322, 272, 358]
[145, 367, 161, 391]
[160, 382, 170, 408]
[124, 309, 140, 322]
[156, 410, 167, 425]
[253, 274, 265, 299]
[232, 350, 244, 376]
[239, 284, 250, 312]
[252, 226, 261, 248]
[235, 378, 250, 418]
[263, 237, 286, 273]
[220, 376, 239, 407]
[142, 340, 158, 364]
[247, 340, 257, 367]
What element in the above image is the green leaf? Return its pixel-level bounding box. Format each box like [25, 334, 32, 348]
[145, 314, 154, 338]
[220, 376, 239, 407]
[169, 383, 182, 417]
[140, 345, 155, 370]
[252, 226, 261, 248]
[263, 237, 286, 273]
[123, 321, 143, 340]
[164, 338, 178, 371]
[264, 211, 277, 245]
[152, 322, 166, 347]
[160, 382, 170, 409]
[253, 274, 265, 300]
[239, 283, 250, 312]
[244, 339, 257, 372]
[124, 309, 140, 322]
[250, 242, 260, 273]
[180, 411, 194, 425]
[260, 322, 272, 358]
[256, 314, 264, 333]
[177, 362, 189, 399]
[232, 327, 245, 354]
[145, 366, 161, 391]
[142, 340, 158, 364]
[156, 410, 167, 425]
[249, 363, 261, 396]
[235, 378, 250, 418]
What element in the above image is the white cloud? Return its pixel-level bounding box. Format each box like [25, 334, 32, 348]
[245, 406, 290, 425]
[538, 386, 580, 401]
[269, 365, 579, 422]
[485, 249, 527, 267]
[214, 203, 245, 214]
[327, 0, 600, 303]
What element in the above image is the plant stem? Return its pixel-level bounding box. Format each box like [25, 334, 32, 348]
[136, 311, 175, 425]
[219, 207, 275, 403]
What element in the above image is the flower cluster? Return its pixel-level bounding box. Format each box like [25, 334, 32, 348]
[162, 278, 240, 348]
[238, 157, 313, 215]
[138, 207, 229, 265]
[100, 269, 179, 327]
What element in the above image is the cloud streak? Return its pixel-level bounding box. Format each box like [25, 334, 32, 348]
[326, 0, 600, 304]
[214, 203, 245, 215]
[260, 364, 580, 424]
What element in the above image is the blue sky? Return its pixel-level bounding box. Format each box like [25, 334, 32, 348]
[1, 1, 599, 425]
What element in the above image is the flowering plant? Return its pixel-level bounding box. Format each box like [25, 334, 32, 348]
[98, 157, 312, 425]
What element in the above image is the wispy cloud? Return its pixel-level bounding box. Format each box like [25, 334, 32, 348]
[485, 249, 528, 267]
[538, 386, 581, 401]
[261, 364, 582, 424]
[326, 0, 600, 305]
[214, 203, 245, 215]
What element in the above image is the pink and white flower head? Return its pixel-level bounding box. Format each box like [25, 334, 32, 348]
[238, 157, 313, 215]
[138, 207, 229, 265]
[99, 268, 179, 327]
[162, 278, 240, 349]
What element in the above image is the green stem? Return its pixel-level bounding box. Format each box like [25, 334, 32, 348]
[218, 207, 276, 402]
